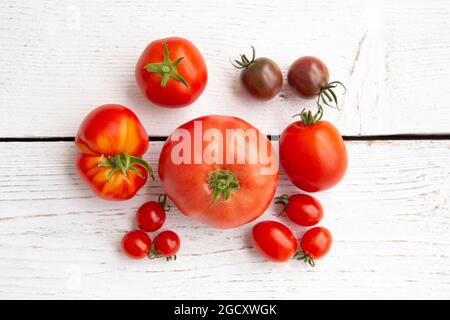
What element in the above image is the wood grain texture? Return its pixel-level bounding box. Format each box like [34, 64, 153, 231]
[1, 0, 449, 137]
[0, 140, 448, 299]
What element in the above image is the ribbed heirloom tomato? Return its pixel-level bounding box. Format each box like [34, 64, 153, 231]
[135, 37, 208, 108]
[75, 104, 152, 200]
[158, 115, 278, 228]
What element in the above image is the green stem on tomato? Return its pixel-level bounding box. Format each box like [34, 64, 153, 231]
[148, 248, 176, 262]
[292, 104, 324, 126]
[273, 194, 289, 216]
[318, 81, 346, 110]
[98, 153, 153, 180]
[230, 45, 256, 69]
[158, 194, 171, 211]
[294, 251, 316, 267]
[208, 169, 240, 205]
[144, 42, 189, 88]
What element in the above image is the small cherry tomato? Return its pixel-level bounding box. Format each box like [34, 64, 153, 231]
[295, 227, 332, 267]
[231, 46, 283, 100]
[136, 195, 168, 232]
[151, 230, 181, 261]
[121, 230, 152, 259]
[275, 194, 323, 226]
[251, 220, 298, 262]
[288, 56, 345, 109]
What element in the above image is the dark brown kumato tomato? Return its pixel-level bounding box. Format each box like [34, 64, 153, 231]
[288, 56, 345, 108]
[232, 46, 283, 100]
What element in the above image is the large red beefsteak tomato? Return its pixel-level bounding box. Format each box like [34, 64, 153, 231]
[158, 115, 278, 228]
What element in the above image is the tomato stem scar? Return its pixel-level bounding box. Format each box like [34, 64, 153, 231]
[144, 42, 189, 88]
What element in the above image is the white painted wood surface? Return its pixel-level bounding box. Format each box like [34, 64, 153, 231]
[1, 0, 450, 137]
[1, 0, 450, 300]
[0, 141, 449, 299]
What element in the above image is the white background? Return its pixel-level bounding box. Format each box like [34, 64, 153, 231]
[0, 0, 449, 299]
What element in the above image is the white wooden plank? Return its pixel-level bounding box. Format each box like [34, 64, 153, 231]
[0, 140, 449, 299]
[354, 0, 450, 135]
[2, 0, 449, 137]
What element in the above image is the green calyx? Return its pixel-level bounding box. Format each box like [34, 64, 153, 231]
[98, 153, 153, 180]
[231, 45, 256, 69]
[148, 249, 177, 262]
[158, 194, 171, 211]
[274, 194, 289, 206]
[274, 194, 289, 216]
[144, 42, 189, 88]
[292, 105, 324, 126]
[318, 81, 346, 110]
[208, 169, 240, 205]
[292, 81, 346, 126]
[294, 251, 315, 268]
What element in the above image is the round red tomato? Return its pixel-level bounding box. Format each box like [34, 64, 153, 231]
[121, 230, 152, 259]
[136, 195, 168, 232]
[158, 115, 278, 228]
[135, 37, 208, 108]
[75, 104, 152, 200]
[296, 227, 332, 266]
[275, 194, 323, 226]
[279, 112, 347, 192]
[252, 221, 298, 262]
[151, 230, 181, 261]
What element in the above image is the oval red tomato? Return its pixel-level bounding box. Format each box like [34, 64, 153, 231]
[276, 193, 323, 226]
[135, 37, 208, 108]
[75, 104, 152, 200]
[158, 115, 278, 228]
[252, 221, 298, 262]
[121, 230, 152, 259]
[296, 226, 332, 266]
[279, 117, 347, 192]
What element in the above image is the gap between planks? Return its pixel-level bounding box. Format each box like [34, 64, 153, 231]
[1, 134, 450, 143]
